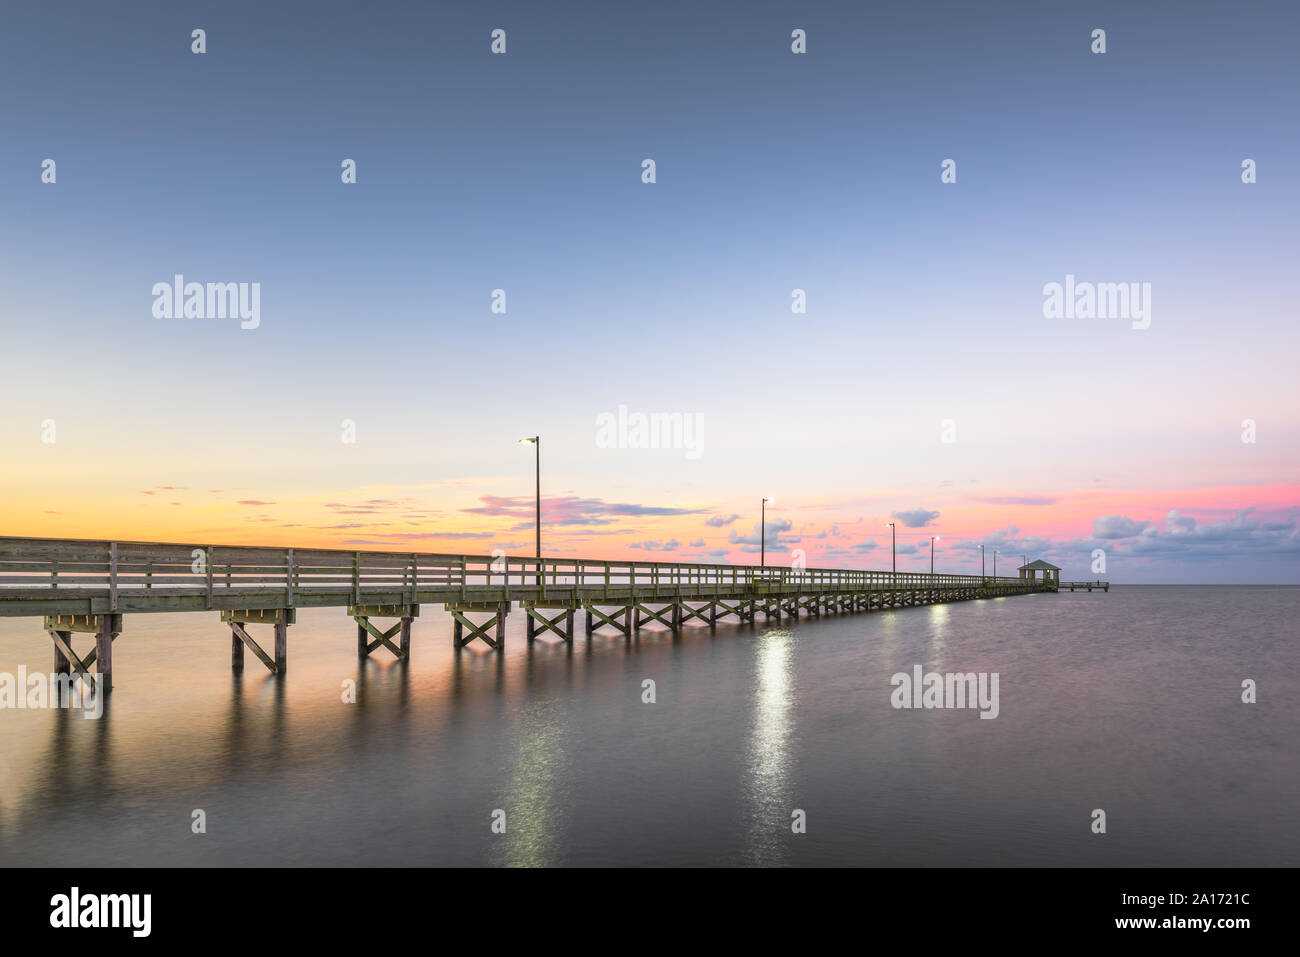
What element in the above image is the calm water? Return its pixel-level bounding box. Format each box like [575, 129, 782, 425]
[0, 586, 1295, 867]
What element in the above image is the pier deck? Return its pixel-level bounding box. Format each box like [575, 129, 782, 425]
[0, 536, 1099, 691]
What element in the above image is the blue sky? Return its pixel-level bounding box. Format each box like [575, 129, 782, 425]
[1, 0, 1297, 582]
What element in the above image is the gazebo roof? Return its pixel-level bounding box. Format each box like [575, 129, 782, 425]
[1018, 559, 1061, 570]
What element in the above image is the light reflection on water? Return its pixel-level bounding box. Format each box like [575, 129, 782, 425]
[0, 586, 1296, 866]
[741, 629, 794, 864]
[494, 697, 566, 868]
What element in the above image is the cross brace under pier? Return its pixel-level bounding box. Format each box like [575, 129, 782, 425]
[350, 603, 417, 660]
[583, 603, 633, 637]
[523, 602, 575, 642]
[448, 602, 508, 650]
[222, 608, 293, 675]
[44, 613, 120, 693]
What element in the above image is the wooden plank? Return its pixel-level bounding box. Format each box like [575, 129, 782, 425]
[0, 535, 1041, 627]
[1, 536, 931, 581]
[448, 608, 499, 649]
[220, 608, 296, 625]
[47, 630, 92, 679]
[357, 617, 404, 657]
[348, 603, 419, 618]
[96, 617, 115, 693]
[275, 621, 287, 672]
[42, 613, 111, 635]
[229, 622, 277, 673]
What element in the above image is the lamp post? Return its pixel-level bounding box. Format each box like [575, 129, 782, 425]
[519, 436, 540, 584]
[761, 497, 774, 567]
[993, 549, 998, 580]
[979, 543, 985, 581]
[887, 522, 896, 577]
[930, 536, 939, 575]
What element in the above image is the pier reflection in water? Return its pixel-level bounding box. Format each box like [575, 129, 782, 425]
[1, 587, 1296, 866]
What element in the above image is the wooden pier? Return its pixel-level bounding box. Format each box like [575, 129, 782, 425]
[0, 536, 1102, 692]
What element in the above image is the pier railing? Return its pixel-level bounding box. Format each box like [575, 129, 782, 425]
[0, 535, 1043, 614]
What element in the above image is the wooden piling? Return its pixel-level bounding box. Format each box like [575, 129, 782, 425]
[53, 630, 71, 675]
[95, 615, 116, 694]
[274, 620, 287, 673]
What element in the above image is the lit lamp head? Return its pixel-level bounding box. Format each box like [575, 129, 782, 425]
[518, 436, 538, 446]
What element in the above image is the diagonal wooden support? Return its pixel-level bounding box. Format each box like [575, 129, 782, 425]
[451, 610, 495, 648]
[633, 602, 676, 631]
[677, 601, 711, 626]
[712, 599, 743, 621]
[228, 621, 279, 674]
[349, 604, 417, 660]
[523, 604, 573, 642]
[222, 609, 291, 675]
[449, 604, 507, 650]
[584, 604, 632, 636]
[357, 618, 405, 658]
[44, 614, 120, 693]
[47, 630, 93, 680]
[715, 600, 741, 622]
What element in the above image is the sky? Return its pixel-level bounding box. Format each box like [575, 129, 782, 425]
[1, 0, 1297, 583]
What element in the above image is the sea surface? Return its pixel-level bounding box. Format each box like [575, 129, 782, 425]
[0, 586, 1295, 866]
